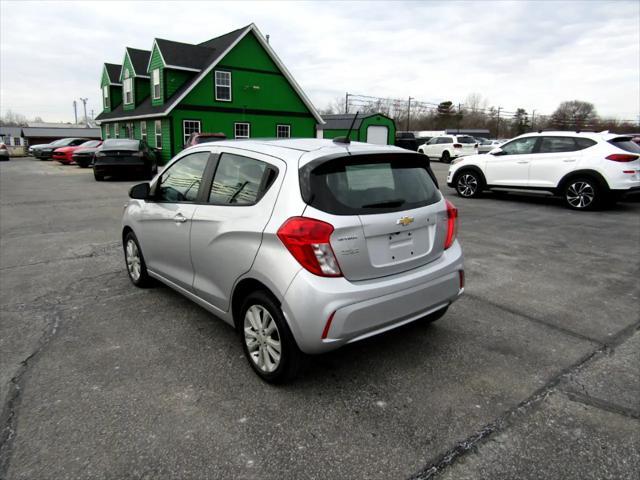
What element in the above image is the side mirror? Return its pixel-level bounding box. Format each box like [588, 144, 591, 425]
[489, 147, 504, 156]
[129, 182, 150, 200]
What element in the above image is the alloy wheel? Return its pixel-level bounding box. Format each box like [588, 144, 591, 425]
[244, 305, 282, 373]
[457, 174, 478, 197]
[125, 239, 141, 281]
[566, 181, 595, 209]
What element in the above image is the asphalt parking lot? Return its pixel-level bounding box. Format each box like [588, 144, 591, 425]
[1, 156, 638, 479]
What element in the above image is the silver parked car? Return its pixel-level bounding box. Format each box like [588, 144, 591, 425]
[122, 139, 464, 382]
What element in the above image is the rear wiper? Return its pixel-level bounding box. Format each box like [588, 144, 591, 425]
[361, 199, 406, 208]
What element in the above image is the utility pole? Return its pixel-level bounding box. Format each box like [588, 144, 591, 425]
[73, 100, 78, 124]
[496, 106, 502, 138]
[80, 98, 88, 125]
[407, 97, 413, 131]
[457, 102, 462, 133]
[345, 93, 349, 114]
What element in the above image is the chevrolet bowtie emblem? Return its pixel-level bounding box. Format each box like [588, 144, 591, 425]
[396, 216, 414, 226]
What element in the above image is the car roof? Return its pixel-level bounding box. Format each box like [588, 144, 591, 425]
[513, 131, 624, 141]
[184, 138, 408, 165]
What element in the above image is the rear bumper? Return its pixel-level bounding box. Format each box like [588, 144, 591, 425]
[94, 162, 147, 175]
[281, 242, 464, 354]
[612, 186, 640, 198]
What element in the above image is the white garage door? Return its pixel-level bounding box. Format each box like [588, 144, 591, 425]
[366, 125, 388, 145]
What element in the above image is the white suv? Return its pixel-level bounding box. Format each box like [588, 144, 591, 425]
[418, 135, 478, 163]
[446, 131, 640, 210]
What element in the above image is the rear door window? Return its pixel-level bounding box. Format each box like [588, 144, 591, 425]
[539, 137, 580, 153]
[301, 153, 440, 215]
[209, 153, 271, 205]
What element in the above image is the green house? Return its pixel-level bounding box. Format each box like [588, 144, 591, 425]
[317, 113, 396, 145]
[96, 24, 323, 164]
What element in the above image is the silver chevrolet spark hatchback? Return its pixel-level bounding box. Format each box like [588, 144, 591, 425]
[122, 139, 464, 382]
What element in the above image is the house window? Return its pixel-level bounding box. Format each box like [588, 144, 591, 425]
[13, 137, 22, 146]
[155, 120, 162, 149]
[234, 122, 250, 139]
[141, 121, 147, 142]
[183, 120, 201, 146]
[103, 85, 110, 109]
[152, 69, 161, 100]
[215, 71, 231, 101]
[114, 122, 119, 138]
[276, 125, 290, 138]
[104, 125, 110, 139]
[124, 69, 133, 104]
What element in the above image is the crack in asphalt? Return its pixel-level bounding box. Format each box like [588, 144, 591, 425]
[0, 265, 133, 477]
[464, 292, 604, 346]
[564, 390, 640, 420]
[0, 242, 121, 272]
[408, 321, 640, 480]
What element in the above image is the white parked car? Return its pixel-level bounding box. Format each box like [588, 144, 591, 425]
[478, 139, 505, 154]
[446, 131, 640, 210]
[418, 135, 478, 163]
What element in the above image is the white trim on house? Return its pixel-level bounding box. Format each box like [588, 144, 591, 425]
[140, 120, 147, 141]
[102, 64, 122, 86]
[276, 124, 291, 138]
[103, 85, 110, 109]
[165, 65, 201, 72]
[214, 70, 232, 102]
[234, 122, 250, 139]
[146, 39, 166, 73]
[100, 24, 324, 124]
[154, 119, 162, 149]
[182, 119, 201, 145]
[122, 49, 150, 80]
[152, 69, 161, 100]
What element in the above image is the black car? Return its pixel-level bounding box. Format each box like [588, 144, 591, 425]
[34, 138, 89, 160]
[395, 131, 418, 151]
[72, 140, 103, 168]
[93, 139, 158, 181]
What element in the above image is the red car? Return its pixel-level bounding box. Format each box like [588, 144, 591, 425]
[53, 140, 102, 164]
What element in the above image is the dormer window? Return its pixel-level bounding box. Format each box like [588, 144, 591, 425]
[152, 69, 161, 99]
[103, 85, 110, 108]
[214, 71, 231, 101]
[123, 69, 133, 104]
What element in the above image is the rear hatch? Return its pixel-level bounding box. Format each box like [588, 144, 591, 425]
[608, 136, 640, 180]
[300, 152, 447, 281]
[96, 139, 143, 164]
[455, 136, 478, 155]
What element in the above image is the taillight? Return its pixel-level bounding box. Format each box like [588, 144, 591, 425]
[444, 199, 458, 249]
[453, 143, 462, 148]
[459, 270, 465, 289]
[321, 311, 336, 339]
[277, 217, 342, 277]
[606, 154, 638, 162]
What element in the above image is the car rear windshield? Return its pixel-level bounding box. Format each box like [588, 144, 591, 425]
[609, 137, 640, 153]
[457, 136, 476, 144]
[102, 139, 140, 150]
[195, 136, 224, 144]
[300, 153, 440, 215]
[81, 140, 101, 148]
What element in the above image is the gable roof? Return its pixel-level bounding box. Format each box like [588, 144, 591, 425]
[97, 24, 323, 124]
[125, 47, 151, 78]
[153, 38, 217, 71]
[22, 127, 101, 138]
[104, 63, 122, 85]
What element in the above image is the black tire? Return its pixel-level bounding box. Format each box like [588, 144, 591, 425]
[562, 177, 602, 211]
[423, 305, 448, 324]
[240, 290, 303, 384]
[441, 151, 451, 163]
[123, 231, 153, 287]
[455, 170, 484, 198]
[94, 170, 104, 181]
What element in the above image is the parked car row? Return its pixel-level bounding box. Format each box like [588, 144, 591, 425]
[447, 131, 640, 210]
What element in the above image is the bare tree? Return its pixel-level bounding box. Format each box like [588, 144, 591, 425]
[550, 100, 598, 130]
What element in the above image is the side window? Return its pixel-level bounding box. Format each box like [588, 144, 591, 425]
[539, 137, 579, 153]
[157, 152, 210, 202]
[209, 153, 269, 205]
[427, 137, 438, 145]
[501, 137, 537, 155]
[575, 138, 597, 150]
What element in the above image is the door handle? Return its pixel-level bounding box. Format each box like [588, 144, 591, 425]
[173, 213, 188, 224]
[516, 160, 529, 164]
[563, 159, 577, 162]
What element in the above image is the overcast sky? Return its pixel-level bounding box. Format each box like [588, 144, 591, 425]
[1, 0, 638, 123]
